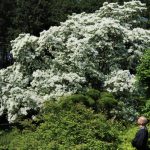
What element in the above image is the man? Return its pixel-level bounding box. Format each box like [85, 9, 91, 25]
[132, 116, 149, 150]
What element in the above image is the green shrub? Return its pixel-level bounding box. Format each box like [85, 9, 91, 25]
[85, 89, 101, 101]
[59, 94, 95, 109]
[137, 49, 150, 97]
[8, 101, 120, 150]
[0, 129, 20, 150]
[97, 92, 118, 114]
[110, 101, 139, 123]
[142, 99, 150, 118]
[117, 126, 137, 150]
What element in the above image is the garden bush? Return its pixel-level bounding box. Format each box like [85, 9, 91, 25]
[7, 100, 120, 150]
[141, 99, 150, 118]
[0, 129, 19, 150]
[59, 94, 95, 109]
[97, 92, 118, 115]
[85, 89, 101, 101]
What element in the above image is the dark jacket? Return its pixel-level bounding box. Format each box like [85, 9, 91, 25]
[132, 126, 149, 150]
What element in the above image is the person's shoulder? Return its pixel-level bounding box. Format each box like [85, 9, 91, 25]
[140, 126, 147, 130]
[137, 127, 147, 133]
[140, 127, 148, 134]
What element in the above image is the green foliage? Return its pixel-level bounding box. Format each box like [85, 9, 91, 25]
[98, 92, 118, 114]
[137, 49, 150, 84]
[59, 94, 95, 109]
[117, 126, 138, 150]
[59, 90, 118, 116]
[137, 49, 150, 97]
[1, 91, 149, 149]
[86, 88, 101, 101]
[7, 99, 120, 149]
[0, 129, 19, 150]
[111, 102, 139, 123]
[141, 99, 150, 118]
[15, 119, 37, 132]
[118, 124, 150, 150]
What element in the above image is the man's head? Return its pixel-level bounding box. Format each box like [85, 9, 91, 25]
[137, 116, 148, 126]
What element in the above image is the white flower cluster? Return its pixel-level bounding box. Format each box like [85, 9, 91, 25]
[11, 34, 38, 62]
[0, 1, 150, 122]
[104, 70, 136, 93]
[98, 1, 146, 27]
[0, 64, 42, 122]
[31, 70, 86, 100]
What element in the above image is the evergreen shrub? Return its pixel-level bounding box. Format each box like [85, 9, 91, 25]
[98, 92, 118, 114]
[7, 99, 119, 150]
[59, 94, 95, 109]
[86, 89, 101, 101]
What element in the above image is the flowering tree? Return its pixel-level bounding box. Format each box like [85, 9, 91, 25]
[0, 1, 150, 122]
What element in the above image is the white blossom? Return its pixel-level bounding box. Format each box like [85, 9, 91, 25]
[104, 70, 136, 93]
